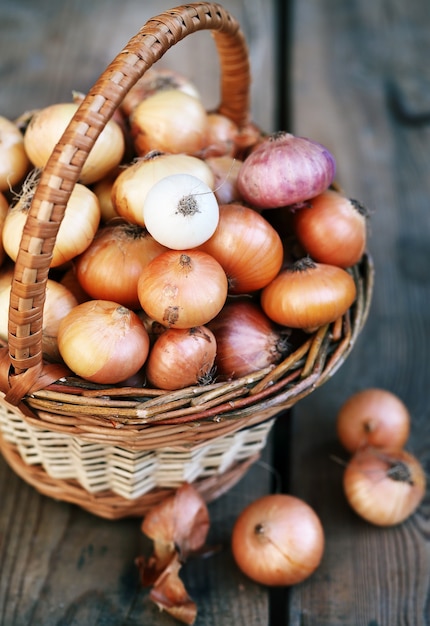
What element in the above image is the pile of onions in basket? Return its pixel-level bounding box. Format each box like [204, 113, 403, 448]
[0, 68, 369, 389]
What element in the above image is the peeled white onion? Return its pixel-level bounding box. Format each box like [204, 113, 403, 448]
[143, 174, 219, 250]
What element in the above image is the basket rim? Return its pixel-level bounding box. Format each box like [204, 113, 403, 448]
[0, 252, 374, 442]
[1, 2, 252, 401]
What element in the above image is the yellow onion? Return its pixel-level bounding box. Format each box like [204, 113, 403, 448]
[23, 102, 125, 184]
[0, 116, 31, 191]
[57, 300, 150, 384]
[0, 192, 9, 266]
[130, 89, 208, 156]
[121, 68, 200, 117]
[112, 152, 214, 226]
[2, 178, 100, 267]
[0, 278, 78, 362]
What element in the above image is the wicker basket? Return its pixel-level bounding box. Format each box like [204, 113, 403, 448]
[0, 2, 374, 520]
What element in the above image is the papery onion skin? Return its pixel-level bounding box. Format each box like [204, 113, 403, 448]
[261, 258, 356, 329]
[75, 222, 167, 309]
[57, 300, 150, 384]
[231, 494, 324, 587]
[343, 447, 426, 526]
[208, 299, 290, 379]
[145, 325, 217, 390]
[237, 131, 336, 209]
[336, 388, 411, 453]
[137, 249, 228, 329]
[198, 203, 284, 294]
[292, 189, 368, 268]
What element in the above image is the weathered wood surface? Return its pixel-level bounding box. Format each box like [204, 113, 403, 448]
[1, 0, 429, 625]
[288, 0, 430, 624]
[0, 2, 277, 625]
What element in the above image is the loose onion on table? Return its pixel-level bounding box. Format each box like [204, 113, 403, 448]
[336, 388, 411, 453]
[145, 325, 217, 390]
[57, 300, 150, 384]
[237, 131, 336, 209]
[292, 189, 368, 268]
[231, 494, 324, 586]
[23, 102, 125, 185]
[261, 257, 356, 329]
[343, 447, 426, 526]
[137, 249, 228, 329]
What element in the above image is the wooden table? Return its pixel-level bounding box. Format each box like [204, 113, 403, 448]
[1, 1, 429, 624]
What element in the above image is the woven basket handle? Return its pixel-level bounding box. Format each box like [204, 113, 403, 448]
[4, 2, 251, 397]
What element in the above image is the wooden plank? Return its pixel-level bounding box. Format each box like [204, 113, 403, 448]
[0, 1, 278, 625]
[288, 0, 430, 624]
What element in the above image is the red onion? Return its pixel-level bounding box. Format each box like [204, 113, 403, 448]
[237, 131, 336, 209]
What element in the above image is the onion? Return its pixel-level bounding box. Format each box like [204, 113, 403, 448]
[23, 102, 125, 184]
[205, 155, 243, 205]
[143, 174, 219, 250]
[292, 189, 368, 268]
[231, 494, 324, 586]
[93, 172, 121, 223]
[75, 222, 167, 309]
[2, 178, 101, 267]
[208, 299, 290, 379]
[0, 192, 9, 266]
[198, 203, 284, 294]
[121, 68, 200, 117]
[343, 447, 426, 526]
[261, 257, 356, 329]
[237, 131, 336, 209]
[130, 89, 208, 156]
[112, 152, 214, 226]
[0, 116, 30, 191]
[0, 278, 78, 362]
[145, 326, 217, 390]
[137, 249, 228, 329]
[201, 113, 239, 158]
[336, 388, 411, 453]
[57, 300, 150, 384]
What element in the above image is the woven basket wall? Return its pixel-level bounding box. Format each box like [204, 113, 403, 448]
[0, 2, 374, 519]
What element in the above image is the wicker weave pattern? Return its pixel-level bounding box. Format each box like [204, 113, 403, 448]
[0, 396, 273, 498]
